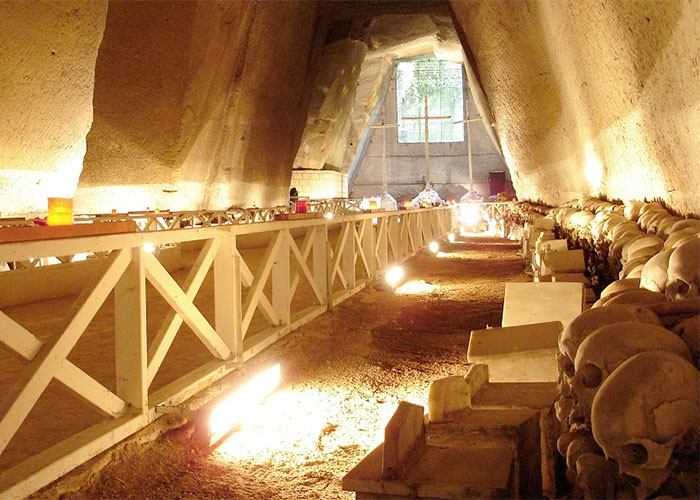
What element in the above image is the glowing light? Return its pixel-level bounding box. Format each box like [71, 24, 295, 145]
[47, 197, 74, 226]
[458, 204, 483, 228]
[369, 200, 378, 210]
[428, 241, 439, 253]
[396, 280, 438, 295]
[143, 242, 156, 253]
[385, 266, 404, 288]
[403, 200, 411, 209]
[324, 212, 333, 220]
[209, 364, 281, 445]
[447, 232, 455, 243]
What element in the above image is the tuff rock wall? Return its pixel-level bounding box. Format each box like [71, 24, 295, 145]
[77, 0, 321, 213]
[450, 0, 700, 216]
[0, 0, 108, 217]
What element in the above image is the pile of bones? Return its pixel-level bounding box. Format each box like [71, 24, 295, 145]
[507, 197, 699, 499]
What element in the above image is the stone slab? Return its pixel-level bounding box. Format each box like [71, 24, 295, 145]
[502, 282, 584, 329]
[470, 382, 557, 409]
[542, 249, 585, 274]
[383, 402, 425, 478]
[468, 321, 563, 382]
[343, 441, 514, 499]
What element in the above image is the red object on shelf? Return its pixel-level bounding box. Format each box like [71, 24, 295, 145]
[295, 199, 308, 214]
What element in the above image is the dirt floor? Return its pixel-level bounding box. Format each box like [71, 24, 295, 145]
[47, 234, 526, 500]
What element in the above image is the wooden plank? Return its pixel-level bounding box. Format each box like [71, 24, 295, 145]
[214, 235, 243, 358]
[144, 252, 231, 360]
[0, 311, 127, 417]
[241, 230, 284, 335]
[341, 222, 356, 290]
[272, 230, 291, 325]
[331, 222, 351, 289]
[0, 413, 151, 500]
[148, 238, 221, 383]
[354, 221, 372, 279]
[236, 249, 280, 327]
[0, 249, 131, 455]
[289, 231, 324, 305]
[289, 226, 316, 298]
[0, 221, 138, 244]
[314, 225, 328, 306]
[360, 219, 375, 280]
[114, 247, 147, 410]
[375, 218, 388, 272]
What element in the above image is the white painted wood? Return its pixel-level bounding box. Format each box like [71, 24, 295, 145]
[214, 234, 243, 358]
[375, 217, 388, 272]
[0, 311, 127, 417]
[148, 238, 221, 383]
[0, 207, 457, 498]
[272, 230, 291, 325]
[115, 247, 147, 410]
[289, 226, 316, 298]
[237, 249, 280, 327]
[0, 249, 130, 455]
[0, 412, 151, 500]
[360, 219, 375, 279]
[341, 221, 356, 290]
[355, 220, 372, 279]
[289, 230, 324, 305]
[144, 252, 231, 360]
[241, 230, 284, 336]
[331, 222, 351, 290]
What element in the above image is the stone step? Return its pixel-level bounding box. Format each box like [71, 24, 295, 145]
[467, 322, 562, 382]
[502, 282, 584, 328]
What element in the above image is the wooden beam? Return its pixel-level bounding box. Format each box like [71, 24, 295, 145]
[144, 252, 231, 360]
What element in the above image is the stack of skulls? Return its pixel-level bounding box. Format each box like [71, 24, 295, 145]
[555, 302, 699, 499]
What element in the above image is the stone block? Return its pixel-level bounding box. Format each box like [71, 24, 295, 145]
[502, 282, 584, 329]
[541, 249, 585, 274]
[467, 321, 563, 382]
[428, 375, 471, 423]
[382, 402, 425, 478]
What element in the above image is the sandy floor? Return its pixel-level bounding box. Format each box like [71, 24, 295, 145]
[28, 234, 525, 500]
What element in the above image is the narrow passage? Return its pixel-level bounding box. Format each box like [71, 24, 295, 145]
[64, 235, 526, 500]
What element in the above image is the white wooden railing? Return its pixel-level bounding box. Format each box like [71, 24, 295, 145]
[0, 206, 455, 499]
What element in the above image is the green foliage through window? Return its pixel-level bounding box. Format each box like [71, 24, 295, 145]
[396, 58, 464, 143]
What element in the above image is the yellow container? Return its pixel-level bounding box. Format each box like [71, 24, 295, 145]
[47, 197, 74, 225]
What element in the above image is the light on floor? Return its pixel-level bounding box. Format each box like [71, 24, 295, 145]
[208, 364, 281, 446]
[143, 242, 156, 253]
[386, 266, 404, 288]
[429, 241, 439, 254]
[447, 232, 455, 243]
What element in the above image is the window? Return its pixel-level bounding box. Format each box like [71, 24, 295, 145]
[396, 58, 464, 143]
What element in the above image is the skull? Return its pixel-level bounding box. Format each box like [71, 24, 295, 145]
[673, 315, 699, 368]
[665, 237, 700, 301]
[640, 249, 673, 293]
[557, 306, 661, 422]
[591, 288, 666, 309]
[591, 351, 699, 498]
[624, 200, 645, 221]
[575, 453, 617, 499]
[600, 278, 641, 299]
[570, 322, 691, 425]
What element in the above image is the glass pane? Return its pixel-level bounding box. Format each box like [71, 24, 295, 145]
[396, 58, 464, 143]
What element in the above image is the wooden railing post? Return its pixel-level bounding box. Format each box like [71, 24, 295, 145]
[114, 247, 147, 411]
[272, 229, 291, 326]
[314, 224, 328, 306]
[376, 216, 388, 272]
[214, 233, 242, 358]
[361, 219, 375, 279]
[341, 221, 356, 291]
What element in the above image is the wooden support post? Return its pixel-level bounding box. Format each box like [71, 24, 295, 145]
[361, 219, 375, 280]
[376, 217, 388, 272]
[114, 247, 147, 411]
[341, 222, 356, 290]
[215, 234, 242, 357]
[272, 230, 291, 325]
[314, 225, 328, 306]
